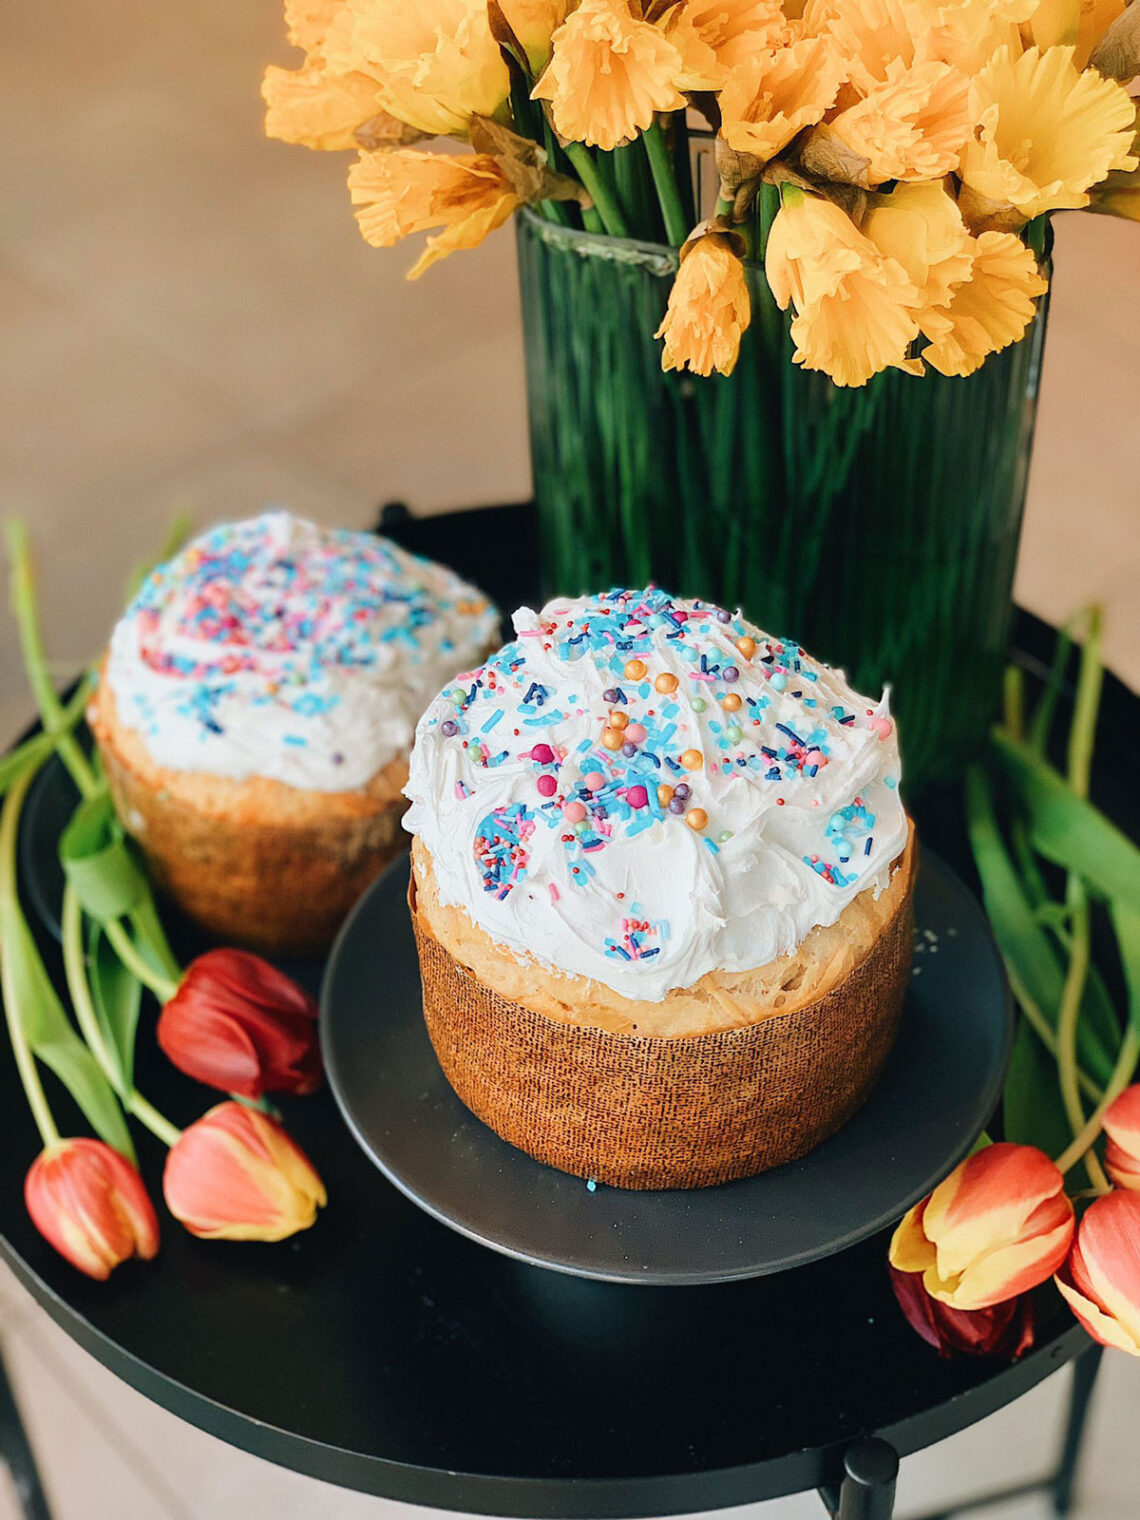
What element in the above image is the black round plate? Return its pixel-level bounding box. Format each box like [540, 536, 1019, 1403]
[322, 852, 1010, 1285]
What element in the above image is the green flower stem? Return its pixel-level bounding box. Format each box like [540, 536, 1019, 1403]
[715, 196, 734, 220]
[61, 887, 182, 1149]
[643, 120, 688, 248]
[563, 143, 630, 238]
[5, 520, 100, 801]
[1055, 1024, 1140, 1182]
[103, 918, 179, 1005]
[1007, 965, 1103, 1105]
[1056, 608, 1107, 1191]
[0, 768, 60, 1148]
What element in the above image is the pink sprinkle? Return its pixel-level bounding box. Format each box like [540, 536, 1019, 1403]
[627, 784, 649, 809]
[531, 743, 555, 764]
[548, 883, 560, 903]
[584, 771, 606, 791]
[625, 723, 647, 745]
[564, 801, 587, 823]
[805, 749, 825, 768]
[537, 774, 557, 797]
[870, 716, 894, 740]
[690, 672, 715, 682]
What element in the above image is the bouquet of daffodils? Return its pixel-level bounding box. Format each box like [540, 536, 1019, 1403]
[263, 0, 1138, 386]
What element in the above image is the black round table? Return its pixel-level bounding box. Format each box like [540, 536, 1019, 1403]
[3, 505, 1132, 1520]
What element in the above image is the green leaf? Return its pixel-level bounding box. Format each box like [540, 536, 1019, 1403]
[1004, 1017, 1074, 1159]
[0, 733, 53, 797]
[965, 766, 1117, 1085]
[87, 921, 142, 1097]
[59, 792, 148, 922]
[992, 731, 1140, 911]
[1112, 899, 1140, 1038]
[0, 896, 134, 1160]
[1026, 629, 1073, 758]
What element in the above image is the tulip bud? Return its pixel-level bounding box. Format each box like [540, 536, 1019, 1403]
[889, 1265, 1035, 1360]
[164, 1101, 326, 1242]
[1055, 1190, 1140, 1355]
[25, 1140, 159, 1281]
[890, 1143, 1075, 1310]
[1103, 1085, 1140, 1190]
[157, 949, 321, 1100]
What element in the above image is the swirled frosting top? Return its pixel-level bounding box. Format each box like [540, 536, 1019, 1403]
[104, 511, 499, 792]
[404, 587, 907, 1002]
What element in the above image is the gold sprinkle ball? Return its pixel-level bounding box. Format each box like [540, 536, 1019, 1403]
[654, 672, 679, 694]
[609, 710, 629, 730]
[624, 658, 648, 680]
[735, 636, 757, 660]
[685, 808, 708, 831]
[602, 727, 623, 751]
[680, 749, 704, 770]
[657, 783, 675, 807]
[721, 692, 742, 711]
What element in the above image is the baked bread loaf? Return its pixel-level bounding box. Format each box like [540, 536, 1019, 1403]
[92, 511, 497, 953]
[404, 586, 914, 1189]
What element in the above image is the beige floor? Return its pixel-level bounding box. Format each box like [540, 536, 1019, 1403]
[2, 3, 1140, 1518]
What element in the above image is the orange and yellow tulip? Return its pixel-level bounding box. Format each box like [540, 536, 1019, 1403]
[1103, 1085, 1140, 1191]
[890, 1143, 1075, 1310]
[25, 1140, 159, 1281]
[164, 1102, 326, 1243]
[1056, 1189, 1140, 1355]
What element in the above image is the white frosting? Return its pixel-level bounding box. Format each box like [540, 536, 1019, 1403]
[404, 588, 907, 1002]
[104, 511, 499, 792]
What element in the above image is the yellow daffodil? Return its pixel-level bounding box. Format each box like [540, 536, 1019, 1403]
[327, 0, 510, 139]
[719, 32, 845, 165]
[656, 229, 752, 376]
[765, 189, 924, 387]
[263, 0, 385, 151]
[805, 0, 932, 92]
[663, 0, 790, 91]
[824, 58, 973, 185]
[960, 45, 1139, 222]
[911, 0, 1033, 73]
[348, 149, 521, 277]
[532, 0, 687, 151]
[1023, 0, 1126, 68]
[921, 232, 1048, 376]
[863, 180, 975, 316]
[263, 56, 384, 150]
[493, 0, 571, 75]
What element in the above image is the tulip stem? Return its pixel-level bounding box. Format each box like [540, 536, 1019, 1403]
[5, 520, 101, 802]
[563, 144, 630, 239]
[61, 885, 183, 1149]
[0, 769, 61, 1149]
[1055, 1024, 1140, 1184]
[644, 120, 688, 248]
[127, 1091, 182, 1149]
[103, 918, 179, 1004]
[1055, 609, 1108, 1193]
[1006, 965, 1103, 1105]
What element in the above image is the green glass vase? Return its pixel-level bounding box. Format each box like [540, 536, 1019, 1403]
[516, 207, 1050, 791]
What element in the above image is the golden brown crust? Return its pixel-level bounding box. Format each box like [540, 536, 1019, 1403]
[412, 821, 916, 1038]
[410, 830, 917, 1188]
[91, 676, 409, 954]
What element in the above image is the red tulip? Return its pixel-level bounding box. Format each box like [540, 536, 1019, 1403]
[157, 949, 321, 1099]
[163, 1101, 326, 1242]
[25, 1139, 159, 1281]
[890, 1142, 1075, 1309]
[889, 1265, 1035, 1359]
[1056, 1190, 1140, 1355]
[1103, 1085, 1140, 1191]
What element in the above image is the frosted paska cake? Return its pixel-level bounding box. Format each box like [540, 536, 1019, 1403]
[92, 511, 498, 953]
[404, 586, 916, 1190]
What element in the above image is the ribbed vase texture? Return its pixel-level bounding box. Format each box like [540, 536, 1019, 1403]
[517, 210, 1049, 790]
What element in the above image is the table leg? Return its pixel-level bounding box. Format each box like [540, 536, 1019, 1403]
[1052, 1342, 1103, 1517]
[819, 1438, 899, 1520]
[0, 1346, 53, 1520]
